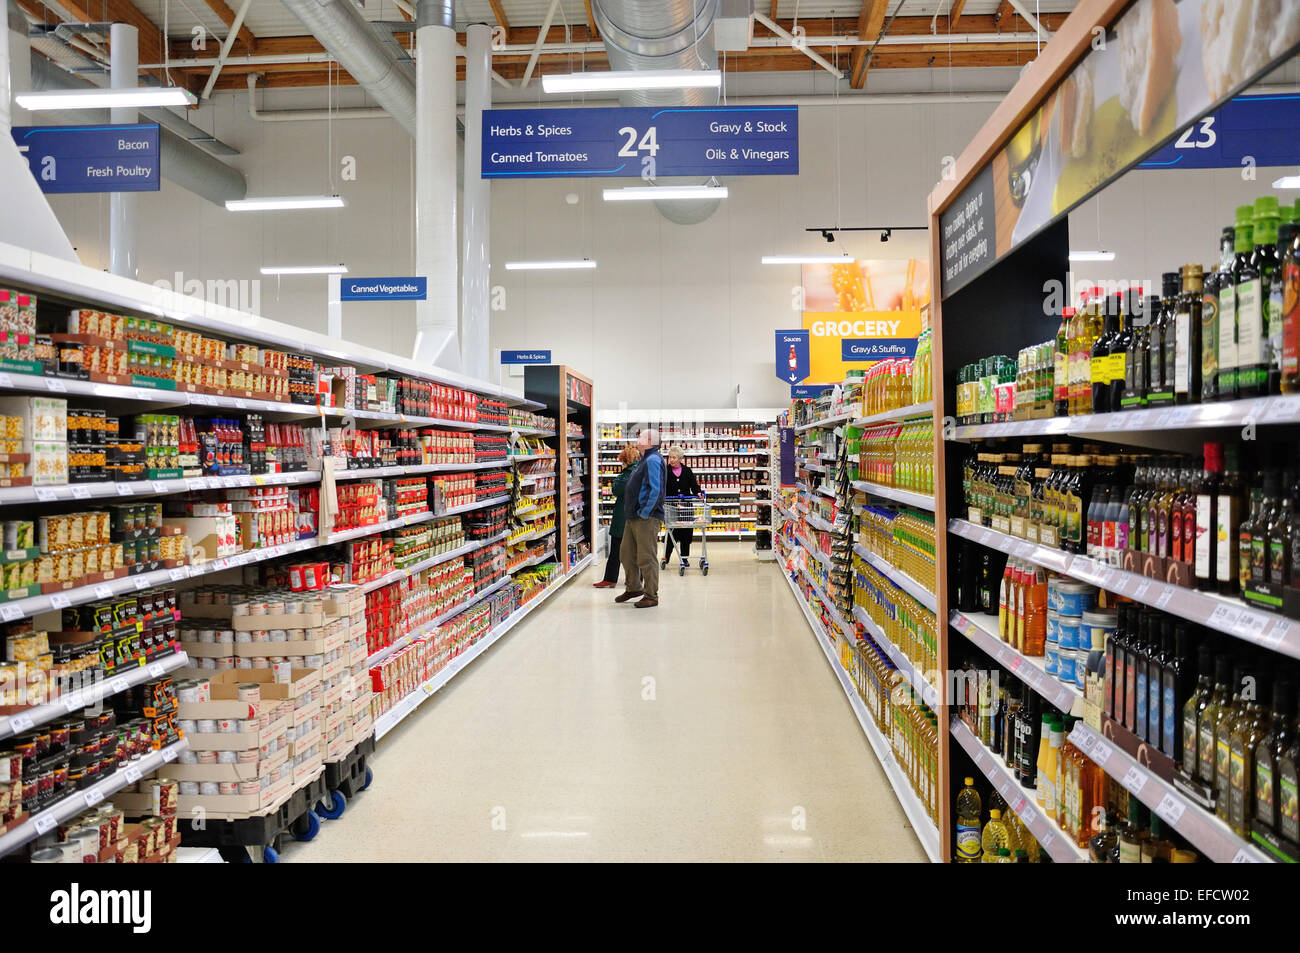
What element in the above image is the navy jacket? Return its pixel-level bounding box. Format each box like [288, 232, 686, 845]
[625, 447, 666, 522]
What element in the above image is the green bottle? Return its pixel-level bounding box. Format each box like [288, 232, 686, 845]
[1253, 196, 1284, 395]
[1219, 205, 1255, 398]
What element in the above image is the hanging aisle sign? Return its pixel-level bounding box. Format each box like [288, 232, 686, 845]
[11, 123, 159, 193]
[1137, 94, 1300, 170]
[775, 330, 809, 384]
[501, 350, 551, 364]
[481, 106, 798, 178]
[339, 277, 427, 300]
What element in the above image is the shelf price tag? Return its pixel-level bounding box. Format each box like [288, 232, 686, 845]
[1208, 603, 1241, 629]
[0, 373, 11, 389]
[1038, 829, 1055, 850]
[44, 378, 67, 393]
[1265, 620, 1292, 649]
[95, 584, 113, 599]
[1090, 740, 1114, 764]
[71, 486, 92, 501]
[115, 483, 134, 496]
[1233, 610, 1270, 639]
[148, 662, 165, 678]
[61, 690, 84, 712]
[124, 765, 142, 784]
[169, 568, 189, 582]
[1155, 793, 1185, 827]
[187, 478, 208, 491]
[1121, 765, 1148, 795]
[1133, 579, 1152, 602]
[133, 576, 150, 590]
[1231, 848, 1261, 863]
[162, 745, 178, 762]
[8, 712, 34, 734]
[1104, 413, 1128, 431]
[83, 787, 104, 808]
[1, 605, 24, 622]
[49, 593, 71, 610]
[1262, 397, 1300, 424]
[1155, 586, 1176, 609]
[33, 813, 57, 835]
[34, 487, 58, 503]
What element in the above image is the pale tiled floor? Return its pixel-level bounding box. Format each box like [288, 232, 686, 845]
[283, 543, 929, 863]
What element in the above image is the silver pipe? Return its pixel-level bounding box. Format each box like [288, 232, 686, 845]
[245, 72, 388, 121]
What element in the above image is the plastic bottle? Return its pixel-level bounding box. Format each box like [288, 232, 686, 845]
[980, 808, 1011, 863]
[955, 777, 982, 862]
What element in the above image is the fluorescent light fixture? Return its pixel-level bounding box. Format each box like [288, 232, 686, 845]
[1272, 175, 1300, 189]
[259, 264, 349, 275]
[226, 195, 346, 212]
[542, 69, 721, 94]
[1068, 250, 1116, 262]
[15, 87, 197, 110]
[504, 260, 597, 271]
[603, 186, 729, 202]
[761, 254, 855, 265]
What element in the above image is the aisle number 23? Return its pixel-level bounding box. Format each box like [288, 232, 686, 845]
[1174, 116, 1217, 149]
[618, 125, 659, 179]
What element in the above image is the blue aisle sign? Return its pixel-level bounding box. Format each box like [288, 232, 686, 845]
[791, 384, 828, 399]
[1138, 94, 1300, 170]
[483, 106, 798, 178]
[776, 330, 810, 384]
[11, 123, 159, 193]
[842, 338, 918, 361]
[340, 277, 427, 300]
[501, 350, 551, 364]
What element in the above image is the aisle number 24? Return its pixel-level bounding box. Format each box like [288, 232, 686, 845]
[618, 125, 659, 178]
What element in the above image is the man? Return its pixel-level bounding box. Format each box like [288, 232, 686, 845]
[616, 428, 666, 609]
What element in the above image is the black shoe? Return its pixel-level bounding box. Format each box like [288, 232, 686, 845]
[614, 590, 644, 604]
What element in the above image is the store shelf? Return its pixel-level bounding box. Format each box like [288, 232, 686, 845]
[795, 533, 834, 570]
[375, 554, 593, 739]
[850, 481, 935, 511]
[852, 544, 938, 613]
[802, 569, 852, 634]
[510, 453, 557, 463]
[949, 396, 1300, 442]
[948, 519, 1300, 663]
[1069, 721, 1271, 864]
[512, 547, 556, 571]
[522, 489, 557, 500]
[950, 609, 1084, 716]
[794, 412, 852, 433]
[778, 566, 941, 863]
[852, 605, 939, 705]
[805, 512, 839, 534]
[0, 648, 189, 740]
[0, 737, 188, 858]
[799, 461, 826, 473]
[950, 718, 1087, 863]
[852, 401, 935, 428]
[815, 485, 837, 499]
[325, 494, 508, 545]
[357, 532, 510, 596]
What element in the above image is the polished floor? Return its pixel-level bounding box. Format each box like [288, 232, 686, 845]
[284, 543, 929, 862]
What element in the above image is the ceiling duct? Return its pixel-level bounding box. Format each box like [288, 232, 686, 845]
[280, 0, 417, 137]
[592, 0, 724, 225]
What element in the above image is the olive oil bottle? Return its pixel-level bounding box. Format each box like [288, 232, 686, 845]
[1182, 644, 1214, 779]
[1231, 669, 1272, 837]
[1255, 679, 1294, 833]
[1092, 294, 1120, 414]
[1203, 227, 1234, 401]
[1281, 217, 1300, 394]
[1237, 205, 1267, 397]
[1253, 197, 1284, 395]
[1148, 273, 1180, 406]
[1124, 295, 1155, 410]
[1174, 265, 1203, 403]
[1197, 654, 1232, 786]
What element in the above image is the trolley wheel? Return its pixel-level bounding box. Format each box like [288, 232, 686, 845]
[702, 565, 709, 576]
[263, 844, 279, 864]
[292, 810, 321, 842]
[317, 790, 347, 819]
[360, 765, 374, 791]
[219, 845, 253, 863]
[679, 564, 686, 576]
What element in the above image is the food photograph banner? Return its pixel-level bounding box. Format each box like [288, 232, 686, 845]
[801, 259, 929, 383]
[939, 0, 1300, 298]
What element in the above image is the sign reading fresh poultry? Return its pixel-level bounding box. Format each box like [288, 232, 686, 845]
[481, 106, 798, 178]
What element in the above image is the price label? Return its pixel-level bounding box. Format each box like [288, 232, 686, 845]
[1038, 829, 1055, 849]
[998, 778, 1012, 797]
[7, 712, 34, 734]
[1133, 579, 1152, 601]
[148, 662, 164, 678]
[1231, 848, 1261, 863]
[1091, 740, 1114, 764]
[1155, 793, 1186, 826]
[71, 485, 92, 501]
[997, 536, 1012, 552]
[1121, 765, 1148, 795]
[1012, 794, 1028, 815]
[1015, 542, 1035, 559]
[995, 647, 1012, 666]
[1104, 413, 1128, 431]
[44, 377, 67, 393]
[1155, 586, 1176, 609]
[124, 765, 142, 784]
[1, 605, 23, 622]
[0, 373, 11, 388]
[1233, 610, 1270, 639]
[109, 676, 128, 694]
[1262, 397, 1300, 424]
[1098, 569, 1116, 590]
[34, 487, 58, 503]
[61, 690, 84, 712]
[1170, 406, 1196, 426]
[1208, 603, 1241, 629]
[133, 576, 149, 590]
[169, 568, 189, 582]
[83, 787, 104, 808]
[162, 745, 178, 762]
[115, 483, 134, 496]
[1009, 657, 1024, 673]
[980, 530, 993, 546]
[187, 478, 208, 491]
[33, 813, 57, 835]
[95, 584, 113, 599]
[49, 593, 71, 610]
[1265, 620, 1292, 649]
[234, 399, 247, 409]
[1024, 668, 1043, 688]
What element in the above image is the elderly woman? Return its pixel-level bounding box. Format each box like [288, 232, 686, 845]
[593, 445, 641, 589]
[661, 444, 702, 570]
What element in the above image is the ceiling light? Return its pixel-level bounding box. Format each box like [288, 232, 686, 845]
[761, 254, 855, 265]
[603, 186, 728, 202]
[542, 69, 721, 94]
[260, 264, 349, 275]
[15, 87, 197, 110]
[1068, 250, 1116, 261]
[504, 260, 597, 270]
[226, 195, 346, 212]
[1272, 175, 1300, 189]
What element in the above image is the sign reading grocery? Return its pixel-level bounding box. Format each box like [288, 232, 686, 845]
[481, 106, 798, 178]
[11, 123, 159, 193]
[775, 330, 809, 384]
[500, 350, 552, 364]
[1138, 93, 1300, 170]
[340, 277, 427, 300]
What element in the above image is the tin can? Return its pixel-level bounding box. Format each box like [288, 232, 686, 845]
[198, 781, 219, 795]
[196, 750, 218, 765]
[151, 778, 178, 815]
[235, 657, 253, 669]
[70, 827, 99, 862]
[217, 781, 238, 795]
[236, 749, 258, 764]
[251, 658, 269, 669]
[235, 631, 252, 643]
[179, 781, 199, 796]
[236, 683, 260, 704]
[177, 748, 197, 765]
[216, 719, 238, 733]
[217, 750, 237, 764]
[195, 719, 216, 733]
[31, 846, 63, 863]
[272, 661, 292, 683]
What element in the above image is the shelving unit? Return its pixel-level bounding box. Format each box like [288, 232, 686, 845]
[524, 365, 594, 571]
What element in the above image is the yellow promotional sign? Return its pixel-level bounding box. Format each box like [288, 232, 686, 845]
[799, 259, 929, 383]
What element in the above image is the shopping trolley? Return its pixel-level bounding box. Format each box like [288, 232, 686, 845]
[663, 495, 711, 576]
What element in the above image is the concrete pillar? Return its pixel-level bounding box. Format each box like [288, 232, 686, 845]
[460, 22, 492, 382]
[109, 23, 138, 279]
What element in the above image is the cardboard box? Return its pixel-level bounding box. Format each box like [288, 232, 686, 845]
[230, 609, 328, 631]
[185, 712, 290, 751]
[164, 746, 289, 783]
[209, 666, 321, 700]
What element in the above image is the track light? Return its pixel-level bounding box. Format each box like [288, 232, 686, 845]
[880, 229, 892, 243]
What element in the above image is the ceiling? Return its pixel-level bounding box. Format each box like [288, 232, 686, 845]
[15, 0, 1079, 98]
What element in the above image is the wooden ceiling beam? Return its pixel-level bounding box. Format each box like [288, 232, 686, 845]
[583, 0, 598, 39]
[849, 0, 889, 89]
[202, 0, 256, 53]
[949, 0, 968, 29]
[489, 0, 510, 37]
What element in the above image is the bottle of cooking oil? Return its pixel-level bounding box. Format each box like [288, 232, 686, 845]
[981, 808, 1011, 862]
[956, 777, 982, 862]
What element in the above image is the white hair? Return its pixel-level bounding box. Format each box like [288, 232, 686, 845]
[639, 428, 660, 446]
[666, 445, 686, 461]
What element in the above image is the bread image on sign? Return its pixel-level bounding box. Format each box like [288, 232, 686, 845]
[1118, 0, 1181, 136]
[1201, 0, 1300, 100]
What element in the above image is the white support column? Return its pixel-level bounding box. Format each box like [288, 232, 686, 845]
[460, 23, 492, 382]
[413, 0, 460, 372]
[109, 24, 139, 279]
[327, 274, 342, 339]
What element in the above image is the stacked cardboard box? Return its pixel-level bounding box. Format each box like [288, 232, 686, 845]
[322, 586, 373, 758]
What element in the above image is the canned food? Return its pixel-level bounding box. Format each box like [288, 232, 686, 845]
[31, 846, 63, 863]
[198, 781, 219, 796]
[179, 780, 199, 796]
[217, 750, 237, 764]
[236, 683, 260, 704]
[1048, 580, 1097, 616]
[195, 719, 216, 733]
[151, 778, 178, 815]
[70, 827, 99, 862]
[1057, 648, 1077, 685]
[1056, 615, 1081, 652]
[217, 781, 238, 795]
[196, 750, 218, 765]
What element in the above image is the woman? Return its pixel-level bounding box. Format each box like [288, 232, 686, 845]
[661, 445, 702, 570]
[593, 446, 641, 589]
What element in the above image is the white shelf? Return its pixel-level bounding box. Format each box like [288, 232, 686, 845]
[357, 532, 510, 596]
[852, 401, 935, 427]
[510, 453, 557, 463]
[948, 519, 1300, 663]
[815, 485, 838, 499]
[778, 566, 941, 862]
[1070, 721, 1272, 864]
[325, 494, 509, 545]
[0, 648, 189, 740]
[375, 554, 592, 739]
[512, 547, 557, 571]
[794, 533, 834, 569]
[852, 605, 939, 706]
[950, 609, 1084, 716]
[0, 738, 188, 858]
[949, 396, 1300, 442]
[522, 489, 557, 500]
[794, 411, 852, 433]
[950, 718, 1088, 863]
[806, 512, 839, 534]
[802, 569, 852, 634]
[853, 543, 937, 613]
[799, 461, 826, 473]
[850, 481, 935, 511]
[365, 575, 512, 670]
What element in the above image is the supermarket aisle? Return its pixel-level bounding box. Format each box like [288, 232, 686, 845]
[286, 544, 928, 862]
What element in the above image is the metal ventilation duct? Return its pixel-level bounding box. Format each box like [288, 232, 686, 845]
[592, 0, 723, 225]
